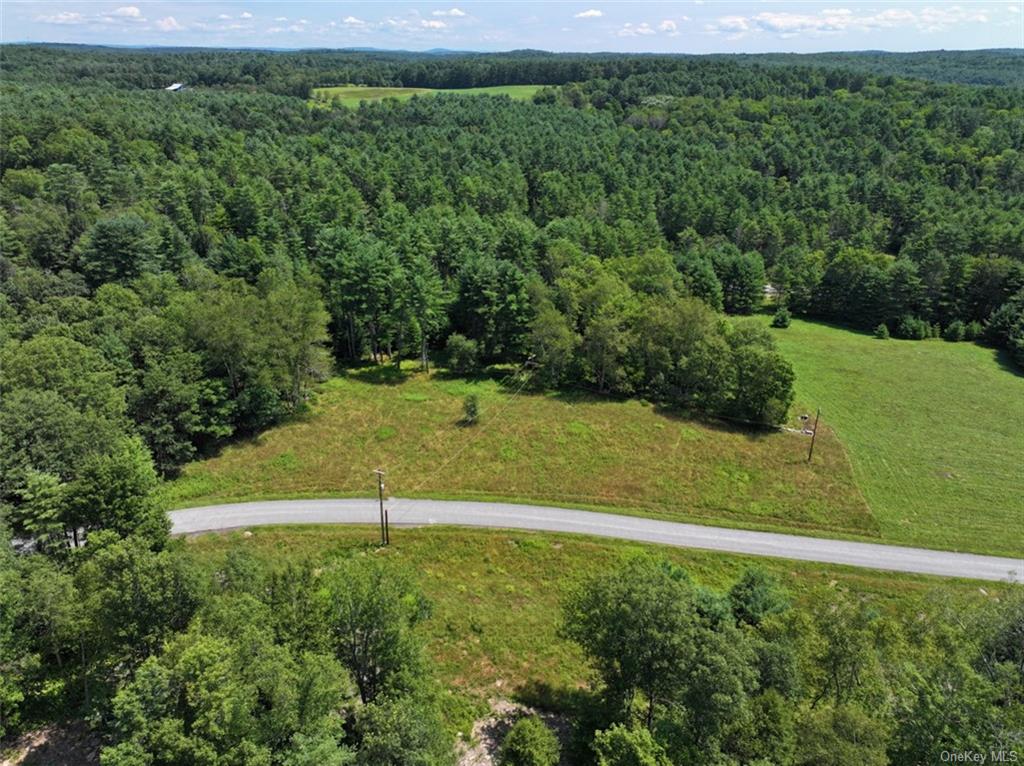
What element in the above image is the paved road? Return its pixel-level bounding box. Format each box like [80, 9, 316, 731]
[169, 498, 1024, 583]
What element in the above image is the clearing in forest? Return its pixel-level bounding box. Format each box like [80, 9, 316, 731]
[163, 366, 876, 540]
[311, 84, 543, 107]
[765, 317, 1024, 557]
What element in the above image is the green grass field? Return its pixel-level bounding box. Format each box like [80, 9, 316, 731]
[163, 319, 1022, 556]
[766, 318, 1024, 556]
[163, 368, 876, 538]
[185, 525, 996, 707]
[311, 84, 543, 107]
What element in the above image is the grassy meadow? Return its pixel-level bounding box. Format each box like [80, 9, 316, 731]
[765, 318, 1024, 556]
[311, 84, 543, 107]
[164, 318, 1022, 556]
[185, 525, 998, 710]
[163, 367, 876, 539]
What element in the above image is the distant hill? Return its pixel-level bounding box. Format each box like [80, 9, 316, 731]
[2, 44, 1022, 90]
[732, 49, 1024, 87]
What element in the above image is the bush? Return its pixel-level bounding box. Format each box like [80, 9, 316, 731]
[771, 306, 791, 329]
[873, 323, 889, 339]
[593, 723, 671, 766]
[894, 315, 930, 340]
[964, 320, 984, 341]
[985, 291, 1024, 367]
[462, 394, 479, 425]
[445, 333, 480, 374]
[942, 320, 966, 342]
[499, 715, 559, 766]
[729, 568, 790, 626]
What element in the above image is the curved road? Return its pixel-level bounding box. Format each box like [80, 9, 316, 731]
[169, 498, 1024, 583]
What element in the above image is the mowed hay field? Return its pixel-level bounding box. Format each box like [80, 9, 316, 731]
[312, 84, 543, 107]
[164, 368, 876, 538]
[766, 318, 1024, 557]
[186, 525, 997, 706]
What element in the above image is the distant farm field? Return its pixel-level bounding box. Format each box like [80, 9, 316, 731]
[163, 367, 876, 539]
[765, 318, 1024, 557]
[311, 84, 543, 107]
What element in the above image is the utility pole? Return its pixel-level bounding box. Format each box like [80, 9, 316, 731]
[807, 408, 821, 463]
[374, 469, 387, 545]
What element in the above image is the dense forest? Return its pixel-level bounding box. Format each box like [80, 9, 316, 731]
[4, 45, 1023, 92]
[2, 45, 1024, 764]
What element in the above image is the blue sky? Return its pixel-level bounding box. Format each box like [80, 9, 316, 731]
[3, 1, 1022, 52]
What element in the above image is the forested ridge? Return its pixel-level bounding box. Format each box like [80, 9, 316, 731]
[2, 45, 1023, 764]
[5, 45, 1023, 92]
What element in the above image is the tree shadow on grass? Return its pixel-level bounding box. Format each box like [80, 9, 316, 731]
[515, 680, 592, 714]
[342, 363, 410, 386]
[652, 404, 778, 443]
[992, 347, 1024, 378]
[432, 365, 523, 385]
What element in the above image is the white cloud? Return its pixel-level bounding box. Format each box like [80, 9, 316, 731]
[218, 14, 231, 20]
[708, 15, 750, 34]
[1007, 3, 1021, 11]
[267, 26, 284, 33]
[240, 11, 253, 19]
[155, 16, 184, 31]
[706, 6, 990, 37]
[275, 16, 288, 21]
[343, 16, 366, 26]
[433, 7, 466, 16]
[575, 9, 603, 18]
[658, 19, 683, 35]
[36, 11, 86, 24]
[111, 6, 142, 18]
[421, 19, 447, 28]
[618, 22, 656, 36]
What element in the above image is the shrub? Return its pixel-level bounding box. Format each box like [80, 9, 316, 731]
[873, 323, 889, 339]
[964, 320, 984, 341]
[894, 315, 930, 340]
[593, 723, 671, 766]
[462, 394, 479, 425]
[942, 320, 966, 342]
[771, 306, 791, 329]
[499, 715, 559, 766]
[445, 333, 480, 374]
[986, 291, 1024, 367]
[729, 568, 790, 626]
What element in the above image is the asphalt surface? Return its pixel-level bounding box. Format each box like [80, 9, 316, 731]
[169, 498, 1024, 583]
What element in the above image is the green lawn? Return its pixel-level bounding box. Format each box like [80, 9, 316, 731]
[766, 318, 1024, 557]
[163, 367, 876, 539]
[311, 84, 543, 108]
[185, 525, 996, 706]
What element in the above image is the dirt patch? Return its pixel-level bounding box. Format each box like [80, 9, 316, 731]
[1, 722, 100, 766]
[458, 698, 571, 766]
